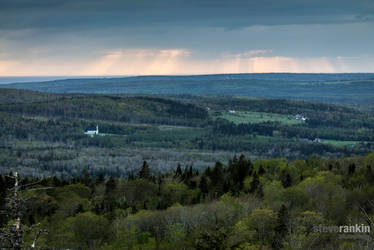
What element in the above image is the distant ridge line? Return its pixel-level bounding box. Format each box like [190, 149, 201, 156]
[1, 73, 374, 85]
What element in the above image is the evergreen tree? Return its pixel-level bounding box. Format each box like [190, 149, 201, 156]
[105, 177, 116, 195]
[204, 167, 211, 176]
[102, 177, 117, 213]
[249, 172, 260, 194]
[81, 170, 93, 187]
[281, 171, 292, 188]
[127, 172, 135, 181]
[328, 164, 333, 171]
[210, 162, 225, 197]
[232, 154, 238, 165]
[139, 161, 151, 180]
[175, 163, 182, 177]
[228, 154, 253, 193]
[273, 205, 289, 249]
[366, 165, 374, 183]
[96, 173, 105, 184]
[199, 176, 209, 195]
[52, 176, 62, 187]
[258, 165, 265, 175]
[157, 173, 163, 195]
[348, 163, 356, 175]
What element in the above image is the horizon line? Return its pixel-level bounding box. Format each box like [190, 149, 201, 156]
[1, 72, 374, 78]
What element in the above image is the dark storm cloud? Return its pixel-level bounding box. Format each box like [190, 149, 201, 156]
[1, 0, 373, 76]
[0, 0, 373, 31]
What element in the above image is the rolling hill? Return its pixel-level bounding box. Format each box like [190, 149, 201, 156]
[2, 73, 374, 110]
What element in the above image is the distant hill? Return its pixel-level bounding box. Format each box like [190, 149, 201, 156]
[0, 88, 358, 121]
[0, 88, 59, 104]
[0, 88, 209, 127]
[1, 88, 374, 174]
[1, 73, 374, 109]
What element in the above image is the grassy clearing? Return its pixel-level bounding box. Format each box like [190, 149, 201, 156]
[157, 125, 197, 131]
[213, 111, 304, 125]
[321, 139, 358, 147]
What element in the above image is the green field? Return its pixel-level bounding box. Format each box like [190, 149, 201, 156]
[320, 139, 358, 147]
[213, 111, 304, 125]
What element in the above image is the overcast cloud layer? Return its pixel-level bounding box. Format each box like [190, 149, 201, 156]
[0, 0, 373, 75]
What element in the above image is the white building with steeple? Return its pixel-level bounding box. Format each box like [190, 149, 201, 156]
[84, 125, 99, 136]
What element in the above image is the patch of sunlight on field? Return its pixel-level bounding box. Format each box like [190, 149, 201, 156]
[320, 139, 358, 147]
[215, 111, 304, 125]
[157, 125, 199, 131]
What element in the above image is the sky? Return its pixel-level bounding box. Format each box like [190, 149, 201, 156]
[0, 0, 374, 76]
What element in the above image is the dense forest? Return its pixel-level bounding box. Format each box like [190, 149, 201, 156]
[0, 88, 374, 178]
[1, 153, 374, 249]
[0, 85, 374, 249]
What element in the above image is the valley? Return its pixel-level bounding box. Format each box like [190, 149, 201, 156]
[0, 86, 373, 178]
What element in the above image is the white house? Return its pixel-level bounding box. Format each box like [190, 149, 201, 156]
[84, 125, 99, 136]
[295, 114, 307, 121]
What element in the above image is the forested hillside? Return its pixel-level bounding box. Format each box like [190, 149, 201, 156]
[2, 73, 374, 110]
[0, 88, 374, 178]
[2, 153, 374, 249]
